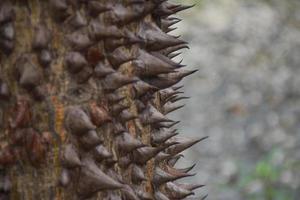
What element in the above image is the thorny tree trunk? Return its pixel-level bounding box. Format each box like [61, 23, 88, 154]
[0, 0, 207, 199]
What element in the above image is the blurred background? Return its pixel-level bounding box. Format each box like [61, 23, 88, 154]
[170, 0, 300, 199]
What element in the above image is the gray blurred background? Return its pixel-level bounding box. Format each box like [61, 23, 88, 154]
[170, 0, 300, 199]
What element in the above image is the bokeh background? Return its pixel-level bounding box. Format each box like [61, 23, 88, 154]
[170, 0, 300, 199]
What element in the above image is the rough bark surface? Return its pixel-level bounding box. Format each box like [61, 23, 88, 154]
[0, 0, 205, 199]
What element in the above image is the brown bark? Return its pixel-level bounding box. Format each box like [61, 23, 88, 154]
[0, 0, 203, 199]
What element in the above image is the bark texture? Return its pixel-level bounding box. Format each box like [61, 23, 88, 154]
[0, 0, 205, 199]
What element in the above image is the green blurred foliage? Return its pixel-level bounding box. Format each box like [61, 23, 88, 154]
[255, 160, 278, 182]
[236, 149, 297, 200]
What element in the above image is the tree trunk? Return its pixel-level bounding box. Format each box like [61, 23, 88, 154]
[0, 0, 204, 199]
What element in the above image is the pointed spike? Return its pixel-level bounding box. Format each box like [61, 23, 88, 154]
[50, 0, 69, 21]
[123, 29, 144, 44]
[153, 2, 174, 17]
[164, 68, 198, 81]
[140, 104, 173, 125]
[177, 163, 197, 173]
[150, 52, 183, 68]
[143, 76, 179, 90]
[173, 85, 184, 91]
[132, 81, 159, 99]
[131, 164, 147, 183]
[152, 167, 192, 185]
[64, 106, 96, 135]
[160, 88, 182, 103]
[133, 49, 176, 77]
[68, 11, 87, 28]
[170, 69, 198, 80]
[168, 17, 182, 24]
[60, 144, 82, 168]
[107, 47, 136, 68]
[88, 18, 124, 40]
[166, 136, 209, 156]
[131, 59, 173, 77]
[154, 2, 195, 17]
[94, 60, 115, 78]
[165, 182, 194, 199]
[159, 44, 189, 56]
[138, 22, 186, 50]
[64, 51, 88, 73]
[102, 72, 138, 91]
[169, 96, 190, 103]
[93, 145, 112, 161]
[66, 31, 92, 50]
[161, 18, 180, 32]
[168, 52, 182, 59]
[165, 27, 177, 33]
[165, 165, 196, 178]
[151, 128, 178, 145]
[172, 34, 182, 39]
[167, 154, 184, 166]
[132, 145, 169, 165]
[104, 29, 143, 51]
[77, 158, 123, 198]
[79, 130, 103, 150]
[176, 183, 205, 191]
[153, 2, 177, 17]
[163, 103, 185, 114]
[154, 120, 180, 129]
[145, 69, 197, 89]
[172, 4, 195, 14]
[164, 93, 186, 104]
[155, 152, 172, 163]
[116, 132, 145, 154]
[103, 2, 156, 25]
[103, 38, 130, 52]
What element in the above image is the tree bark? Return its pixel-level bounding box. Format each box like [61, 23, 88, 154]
[0, 0, 202, 199]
